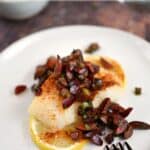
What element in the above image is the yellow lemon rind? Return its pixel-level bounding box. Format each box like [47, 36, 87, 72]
[30, 117, 87, 150]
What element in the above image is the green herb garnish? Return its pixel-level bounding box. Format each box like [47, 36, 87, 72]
[134, 87, 142, 95]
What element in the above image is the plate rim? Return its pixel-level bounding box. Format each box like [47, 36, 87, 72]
[0, 25, 150, 60]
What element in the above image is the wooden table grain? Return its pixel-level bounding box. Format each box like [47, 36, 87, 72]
[0, 2, 150, 52]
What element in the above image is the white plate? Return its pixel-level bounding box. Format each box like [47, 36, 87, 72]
[0, 25, 150, 150]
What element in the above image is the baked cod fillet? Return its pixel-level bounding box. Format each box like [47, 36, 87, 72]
[29, 55, 125, 132]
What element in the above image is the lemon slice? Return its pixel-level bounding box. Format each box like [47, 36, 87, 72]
[30, 117, 87, 150]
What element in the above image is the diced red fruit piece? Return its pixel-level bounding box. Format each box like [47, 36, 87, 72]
[129, 121, 150, 129]
[112, 114, 123, 126]
[15, 85, 27, 95]
[46, 56, 57, 69]
[72, 49, 83, 60]
[85, 61, 99, 74]
[100, 57, 113, 69]
[91, 134, 103, 146]
[62, 97, 74, 108]
[121, 107, 133, 118]
[109, 103, 125, 113]
[70, 131, 80, 140]
[105, 132, 114, 144]
[123, 125, 133, 139]
[34, 65, 47, 79]
[54, 55, 62, 78]
[115, 120, 128, 135]
[98, 97, 111, 114]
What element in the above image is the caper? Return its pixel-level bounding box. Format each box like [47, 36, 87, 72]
[134, 87, 142, 95]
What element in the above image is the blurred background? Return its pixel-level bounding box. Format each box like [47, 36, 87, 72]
[0, 1, 149, 52]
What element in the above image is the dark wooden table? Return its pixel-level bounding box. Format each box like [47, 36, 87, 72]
[0, 1, 150, 52]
